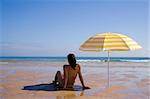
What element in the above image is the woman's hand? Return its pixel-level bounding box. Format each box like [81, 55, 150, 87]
[63, 85, 67, 89]
[83, 86, 90, 90]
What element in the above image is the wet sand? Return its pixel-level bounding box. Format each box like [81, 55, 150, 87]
[0, 61, 149, 99]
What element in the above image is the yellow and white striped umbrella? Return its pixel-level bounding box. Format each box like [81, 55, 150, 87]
[79, 32, 142, 87]
[80, 32, 142, 52]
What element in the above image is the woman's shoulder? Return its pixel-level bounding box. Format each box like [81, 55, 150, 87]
[76, 64, 81, 69]
[63, 65, 72, 69]
[63, 65, 69, 68]
[63, 64, 80, 69]
[76, 64, 80, 66]
[63, 64, 80, 66]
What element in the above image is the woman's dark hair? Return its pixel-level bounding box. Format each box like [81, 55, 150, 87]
[67, 54, 76, 70]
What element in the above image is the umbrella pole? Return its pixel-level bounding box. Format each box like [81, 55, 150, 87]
[107, 51, 110, 87]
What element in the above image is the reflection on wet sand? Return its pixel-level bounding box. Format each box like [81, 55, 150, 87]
[0, 61, 149, 99]
[56, 91, 84, 99]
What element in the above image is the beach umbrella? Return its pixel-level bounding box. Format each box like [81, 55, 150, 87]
[79, 32, 142, 87]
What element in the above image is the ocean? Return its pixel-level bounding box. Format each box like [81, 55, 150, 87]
[0, 57, 149, 62]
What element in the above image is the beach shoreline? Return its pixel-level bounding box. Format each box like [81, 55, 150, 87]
[0, 60, 149, 99]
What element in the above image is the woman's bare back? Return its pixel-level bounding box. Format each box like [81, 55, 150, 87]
[64, 64, 80, 87]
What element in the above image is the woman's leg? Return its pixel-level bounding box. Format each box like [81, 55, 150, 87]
[54, 71, 64, 87]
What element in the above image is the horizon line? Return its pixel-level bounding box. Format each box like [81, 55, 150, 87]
[0, 56, 149, 58]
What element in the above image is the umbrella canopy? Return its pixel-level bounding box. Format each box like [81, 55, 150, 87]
[79, 32, 142, 87]
[80, 32, 142, 52]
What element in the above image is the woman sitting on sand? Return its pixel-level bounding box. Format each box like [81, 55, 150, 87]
[53, 53, 90, 90]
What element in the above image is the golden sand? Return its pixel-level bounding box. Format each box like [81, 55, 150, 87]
[0, 61, 149, 99]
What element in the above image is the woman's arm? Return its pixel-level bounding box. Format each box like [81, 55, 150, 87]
[78, 65, 90, 89]
[63, 65, 68, 88]
[78, 65, 86, 87]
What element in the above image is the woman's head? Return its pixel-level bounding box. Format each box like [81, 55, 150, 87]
[67, 53, 76, 70]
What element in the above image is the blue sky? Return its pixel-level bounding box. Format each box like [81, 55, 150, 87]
[1, 0, 149, 57]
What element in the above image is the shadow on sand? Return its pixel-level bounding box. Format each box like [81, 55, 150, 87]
[22, 83, 84, 91]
